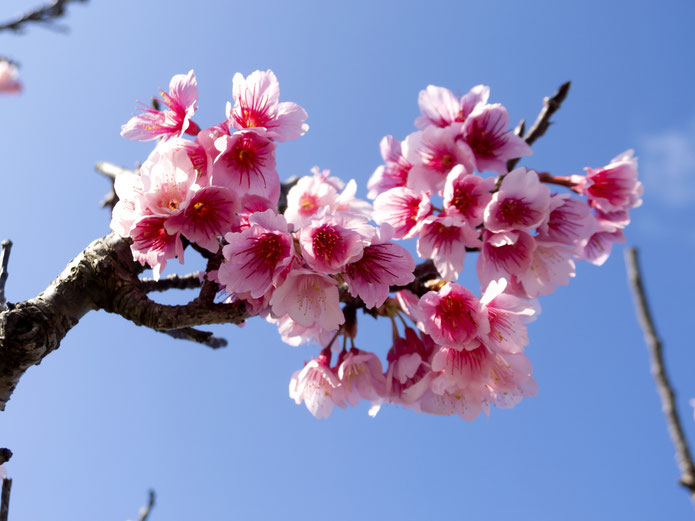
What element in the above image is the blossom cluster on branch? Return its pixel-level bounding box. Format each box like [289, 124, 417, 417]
[112, 70, 642, 420]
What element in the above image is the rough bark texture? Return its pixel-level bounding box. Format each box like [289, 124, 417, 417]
[0, 233, 247, 411]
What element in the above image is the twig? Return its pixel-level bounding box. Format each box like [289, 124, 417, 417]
[0, 0, 87, 34]
[0, 241, 13, 312]
[95, 162, 135, 211]
[0, 478, 11, 521]
[0, 450, 11, 467]
[135, 490, 155, 521]
[160, 327, 227, 349]
[140, 273, 203, 293]
[625, 247, 695, 507]
[506, 81, 571, 172]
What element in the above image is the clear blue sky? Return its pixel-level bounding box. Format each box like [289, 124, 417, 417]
[1, 0, 695, 519]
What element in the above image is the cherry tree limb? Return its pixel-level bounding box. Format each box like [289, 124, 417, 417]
[625, 247, 695, 507]
[0, 0, 88, 33]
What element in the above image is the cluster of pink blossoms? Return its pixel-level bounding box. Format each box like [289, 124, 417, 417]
[112, 72, 642, 420]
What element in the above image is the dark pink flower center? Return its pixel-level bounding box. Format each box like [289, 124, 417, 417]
[312, 225, 345, 262]
[437, 294, 477, 333]
[345, 244, 397, 283]
[239, 233, 287, 275]
[499, 198, 530, 225]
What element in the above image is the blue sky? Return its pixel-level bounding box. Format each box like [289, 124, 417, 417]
[1, 0, 695, 519]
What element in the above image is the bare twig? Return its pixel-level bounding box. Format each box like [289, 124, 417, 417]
[0, 0, 87, 34]
[506, 81, 571, 172]
[95, 161, 136, 210]
[134, 490, 155, 521]
[625, 247, 695, 507]
[0, 450, 11, 467]
[0, 478, 11, 521]
[161, 327, 227, 348]
[140, 273, 203, 293]
[0, 241, 13, 312]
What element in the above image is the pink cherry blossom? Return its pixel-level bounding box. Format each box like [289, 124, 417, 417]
[269, 269, 344, 331]
[298, 212, 366, 274]
[227, 69, 308, 142]
[266, 314, 337, 347]
[385, 328, 436, 411]
[284, 168, 341, 228]
[442, 165, 495, 226]
[477, 229, 537, 287]
[121, 70, 199, 141]
[583, 150, 643, 213]
[213, 130, 279, 203]
[343, 225, 416, 309]
[0, 60, 21, 95]
[462, 103, 532, 174]
[576, 219, 626, 266]
[372, 187, 432, 239]
[514, 241, 576, 298]
[417, 214, 481, 281]
[404, 125, 477, 193]
[486, 352, 538, 409]
[110, 171, 145, 237]
[164, 186, 239, 253]
[289, 355, 346, 419]
[367, 135, 412, 199]
[219, 210, 294, 298]
[338, 349, 387, 407]
[484, 167, 550, 232]
[414, 84, 489, 129]
[418, 283, 488, 350]
[131, 215, 184, 280]
[537, 194, 594, 245]
[479, 279, 538, 354]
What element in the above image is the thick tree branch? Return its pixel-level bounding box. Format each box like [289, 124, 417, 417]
[506, 81, 571, 172]
[0, 0, 87, 33]
[0, 241, 12, 312]
[0, 233, 248, 410]
[625, 247, 695, 507]
[0, 450, 10, 467]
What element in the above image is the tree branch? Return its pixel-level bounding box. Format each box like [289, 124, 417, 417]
[133, 490, 155, 521]
[140, 273, 203, 293]
[506, 81, 571, 172]
[0, 450, 11, 467]
[161, 327, 227, 349]
[0, 478, 10, 521]
[0, 241, 12, 312]
[625, 247, 695, 507]
[0, 0, 87, 34]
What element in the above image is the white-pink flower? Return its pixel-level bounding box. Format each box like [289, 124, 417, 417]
[338, 349, 387, 407]
[442, 165, 495, 226]
[298, 212, 366, 274]
[269, 269, 344, 331]
[0, 60, 21, 95]
[343, 225, 415, 309]
[404, 125, 477, 193]
[537, 194, 594, 245]
[227, 69, 308, 142]
[284, 169, 342, 228]
[417, 214, 481, 281]
[514, 241, 576, 298]
[477, 230, 537, 287]
[479, 279, 538, 354]
[213, 130, 279, 204]
[121, 70, 199, 141]
[484, 167, 550, 233]
[417, 283, 488, 350]
[414, 84, 489, 129]
[219, 210, 294, 298]
[372, 187, 432, 239]
[367, 135, 412, 199]
[289, 355, 345, 419]
[583, 150, 642, 213]
[462, 103, 532, 174]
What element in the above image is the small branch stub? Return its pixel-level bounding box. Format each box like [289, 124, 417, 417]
[0, 241, 13, 312]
